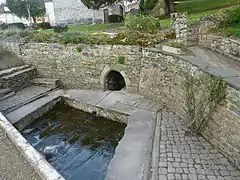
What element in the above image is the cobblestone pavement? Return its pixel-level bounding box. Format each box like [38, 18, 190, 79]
[0, 127, 41, 180]
[156, 110, 240, 180]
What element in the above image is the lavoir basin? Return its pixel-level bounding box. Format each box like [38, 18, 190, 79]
[21, 103, 126, 180]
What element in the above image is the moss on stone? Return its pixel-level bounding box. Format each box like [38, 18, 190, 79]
[118, 56, 125, 64]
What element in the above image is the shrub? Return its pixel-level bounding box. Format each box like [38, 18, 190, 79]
[37, 22, 51, 29]
[53, 24, 68, 33]
[221, 6, 240, 28]
[182, 71, 226, 134]
[125, 14, 160, 34]
[8, 23, 25, 29]
[18, 30, 31, 38]
[59, 32, 87, 44]
[0, 23, 8, 30]
[76, 46, 82, 52]
[109, 15, 123, 23]
[0, 23, 25, 30]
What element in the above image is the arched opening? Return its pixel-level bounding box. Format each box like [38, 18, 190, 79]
[105, 70, 126, 91]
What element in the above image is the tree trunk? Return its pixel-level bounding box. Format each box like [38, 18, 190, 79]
[32, 17, 36, 24]
[164, 0, 175, 16]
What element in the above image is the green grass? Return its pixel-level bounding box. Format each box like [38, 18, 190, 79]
[39, 23, 125, 34]
[176, 0, 239, 13]
[68, 23, 124, 32]
[209, 24, 240, 38]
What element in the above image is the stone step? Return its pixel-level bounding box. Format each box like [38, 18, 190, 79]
[0, 88, 15, 101]
[0, 88, 11, 97]
[32, 78, 61, 88]
[0, 91, 15, 101]
[5, 90, 63, 130]
[0, 65, 31, 78]
[0, 86, 54, 114]
[0, 67, 37, 91]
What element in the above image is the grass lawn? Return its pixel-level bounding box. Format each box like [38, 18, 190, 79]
[176, 0, 240, 13]
[68, 23, 124, 32]
[39, 23, 125, 34]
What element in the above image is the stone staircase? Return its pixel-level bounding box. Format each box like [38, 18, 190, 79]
[0, 65, 61, 102]
[0, 65, 37, 92]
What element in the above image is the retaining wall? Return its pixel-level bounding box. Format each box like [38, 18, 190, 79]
[1, 40, 240, 169]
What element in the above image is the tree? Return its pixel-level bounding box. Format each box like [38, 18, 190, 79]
[164, 0, 175, 15]
[6, 0, 46, 23]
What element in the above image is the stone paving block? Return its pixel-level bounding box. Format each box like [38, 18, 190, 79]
[158, 175, 167, 180]
[155, 110, 240, 180]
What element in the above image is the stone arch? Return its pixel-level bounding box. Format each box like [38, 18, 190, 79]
[100, 65, 131, 91]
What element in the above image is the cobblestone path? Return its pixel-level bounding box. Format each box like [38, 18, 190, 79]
[154, 110, 240, 180]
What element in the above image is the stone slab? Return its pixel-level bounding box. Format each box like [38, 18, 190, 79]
[0, 86, 52, 113]
[106, 109, 155, 180]
[182, 46, 240, 89]
[162, 45, 183, 55]
[97, 91, 160, 113]
[6, 90, 63, 125]
[64, 89, 111, 106]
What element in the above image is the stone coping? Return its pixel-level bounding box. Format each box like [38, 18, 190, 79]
[146, 47, 240, 90]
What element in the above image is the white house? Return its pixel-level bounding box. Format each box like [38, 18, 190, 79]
[44, 0, 124, 25]
[0, 3, 29, 24]
[44, 0, 56, 26]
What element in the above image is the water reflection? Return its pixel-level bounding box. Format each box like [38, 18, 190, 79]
[22, 103, 126, 180]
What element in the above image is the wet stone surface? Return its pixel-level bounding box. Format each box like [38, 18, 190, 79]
[157, 111, 240, 180]
[22, 103, 126, 180]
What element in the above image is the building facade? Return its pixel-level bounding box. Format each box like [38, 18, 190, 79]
[44, 0, 124, 25]
[0, 3, 29, 25]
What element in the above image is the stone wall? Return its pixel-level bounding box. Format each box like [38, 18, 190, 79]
[171, 13, 187, 42]
[18, 43, 142, 93]
[139, 48, 240, 169]
[1, 41, 240, 169]
[187, 25, 199, 41]
[199, 34, 240, 60]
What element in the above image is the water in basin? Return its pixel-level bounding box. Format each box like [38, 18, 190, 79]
[22, 103, 126, 180]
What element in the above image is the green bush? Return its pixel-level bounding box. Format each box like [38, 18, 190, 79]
[53, 24, 68, 33]
[8, 23, 25, 29]
[0, 23, 25, 30]
[37, 22, 51, 29]
[221, 6, 240, 27]
[0, 23, 8, 30]
[109, 15, 123, 23]
[59, 32, 88, 44]
[125, 14, 160, 34]
[76, 46, 83, 52]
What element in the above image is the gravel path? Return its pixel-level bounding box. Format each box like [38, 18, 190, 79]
[0, 127, 41, 180]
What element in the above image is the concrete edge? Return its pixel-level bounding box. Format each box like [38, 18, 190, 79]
[14, 96, 62, 131]
[0, 112, 65, 180]
[105, 110, 156, 180]
[63, 96, 129, 124]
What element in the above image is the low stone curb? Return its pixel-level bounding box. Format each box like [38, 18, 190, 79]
[0, 112, 65, 180]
